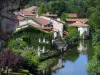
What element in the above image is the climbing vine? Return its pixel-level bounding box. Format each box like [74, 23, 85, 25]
[11, 25, 52, 50]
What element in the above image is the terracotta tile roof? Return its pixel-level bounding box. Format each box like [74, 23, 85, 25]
[19, 6, 38, 16]
[17, 15, 25, 21]
[67, 13, 78, 18]
[23, 6, 38, 11]
[66, 18, 88, 23]
[31, 24, 56, 32]
[39, 18, 51, 25]
[69, 21, 88, 27]
[19, 11, 34, 16]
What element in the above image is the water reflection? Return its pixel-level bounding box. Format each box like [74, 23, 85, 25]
[77, 40, 87, 51]
[37, 40, 93, 75]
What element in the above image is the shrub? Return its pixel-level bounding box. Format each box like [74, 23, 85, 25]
[60, 12, 69, 21]
[8, 40, 27, 49]
[87, 45, 100, 75]
[64, 26, 79, 43]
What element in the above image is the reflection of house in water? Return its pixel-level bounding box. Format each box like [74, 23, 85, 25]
[53, 40, 67, 50]
[37, 58, 63, 75]
[77, 40, 87, 55]
[51, 59, 63, 72]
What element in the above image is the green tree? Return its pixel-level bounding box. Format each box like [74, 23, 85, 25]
[64, 27, 79, 44]
[0, 49, 22, 75]
[60, 12, 69, 21]
[63, 23, 68, 31]
[38, 3, 47, 16]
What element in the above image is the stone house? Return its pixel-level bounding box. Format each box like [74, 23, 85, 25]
[66, 14, 89, 39]
[14, 6, 64, 40]
[14, 25, 52, 56]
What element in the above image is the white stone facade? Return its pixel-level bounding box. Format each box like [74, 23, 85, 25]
[40, 16, 63, 38]
[19, 19, 39, 26]
[78, 26, 89, 38]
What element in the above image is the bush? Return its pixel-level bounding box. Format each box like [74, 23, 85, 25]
[8, 40, 27, 49]
[87, 45, 100, 75]
[60, 12, 69, 21]
[64, 26, 79, 43]
[20, 51, 39, 66]
[63, 23, 68, 31]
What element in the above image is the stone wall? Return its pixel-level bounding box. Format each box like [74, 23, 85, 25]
[0, 0, 29, 34]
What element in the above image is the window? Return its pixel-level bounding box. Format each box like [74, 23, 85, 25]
[38, 46, 45, 53]
[39, 38, 45, 42]
[16, 38, 22, 41]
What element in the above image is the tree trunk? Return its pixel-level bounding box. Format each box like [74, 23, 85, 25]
[6, 67, 8, 75]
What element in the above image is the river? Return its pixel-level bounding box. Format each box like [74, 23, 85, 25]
[37, 40, 93, 75]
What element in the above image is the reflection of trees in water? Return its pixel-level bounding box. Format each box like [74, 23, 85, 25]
[37, 49, 79, 75]
[86, 39, 94, 60]
[77, 40, 93, 60]
[62, 49, 79, 62]
[37, 58, 59, 75]
[37, 40, 93, 75]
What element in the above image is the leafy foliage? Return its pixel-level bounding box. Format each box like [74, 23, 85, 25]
[60, 12, 69, 21]
[9, 25, 52, 50]
[38, 3, 47, 16]
[64, 26, 79, 44]
[20, 50, 39, 66]
[0, 49, 22, 74]
[87, 46, 100, 75]
[8, 40, 27, 49]
[63, 23, 68, 31]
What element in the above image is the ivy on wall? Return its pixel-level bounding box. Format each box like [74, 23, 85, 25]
[12, 25, 52, 50]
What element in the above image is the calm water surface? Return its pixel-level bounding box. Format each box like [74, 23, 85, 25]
[38, 40, 93, 75]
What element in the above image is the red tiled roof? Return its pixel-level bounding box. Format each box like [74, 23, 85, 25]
[67, 13, 78, 18]
[19, 11, 34, 16]
[39, 18, 51, 25]
[17, 15, 25, 21]
[69, 21, 88, 27]
[23, 6, 38, 11]
[66, 18, 88, 23]
[19, 6, 38, 16]
[31, 24, 57, 32]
